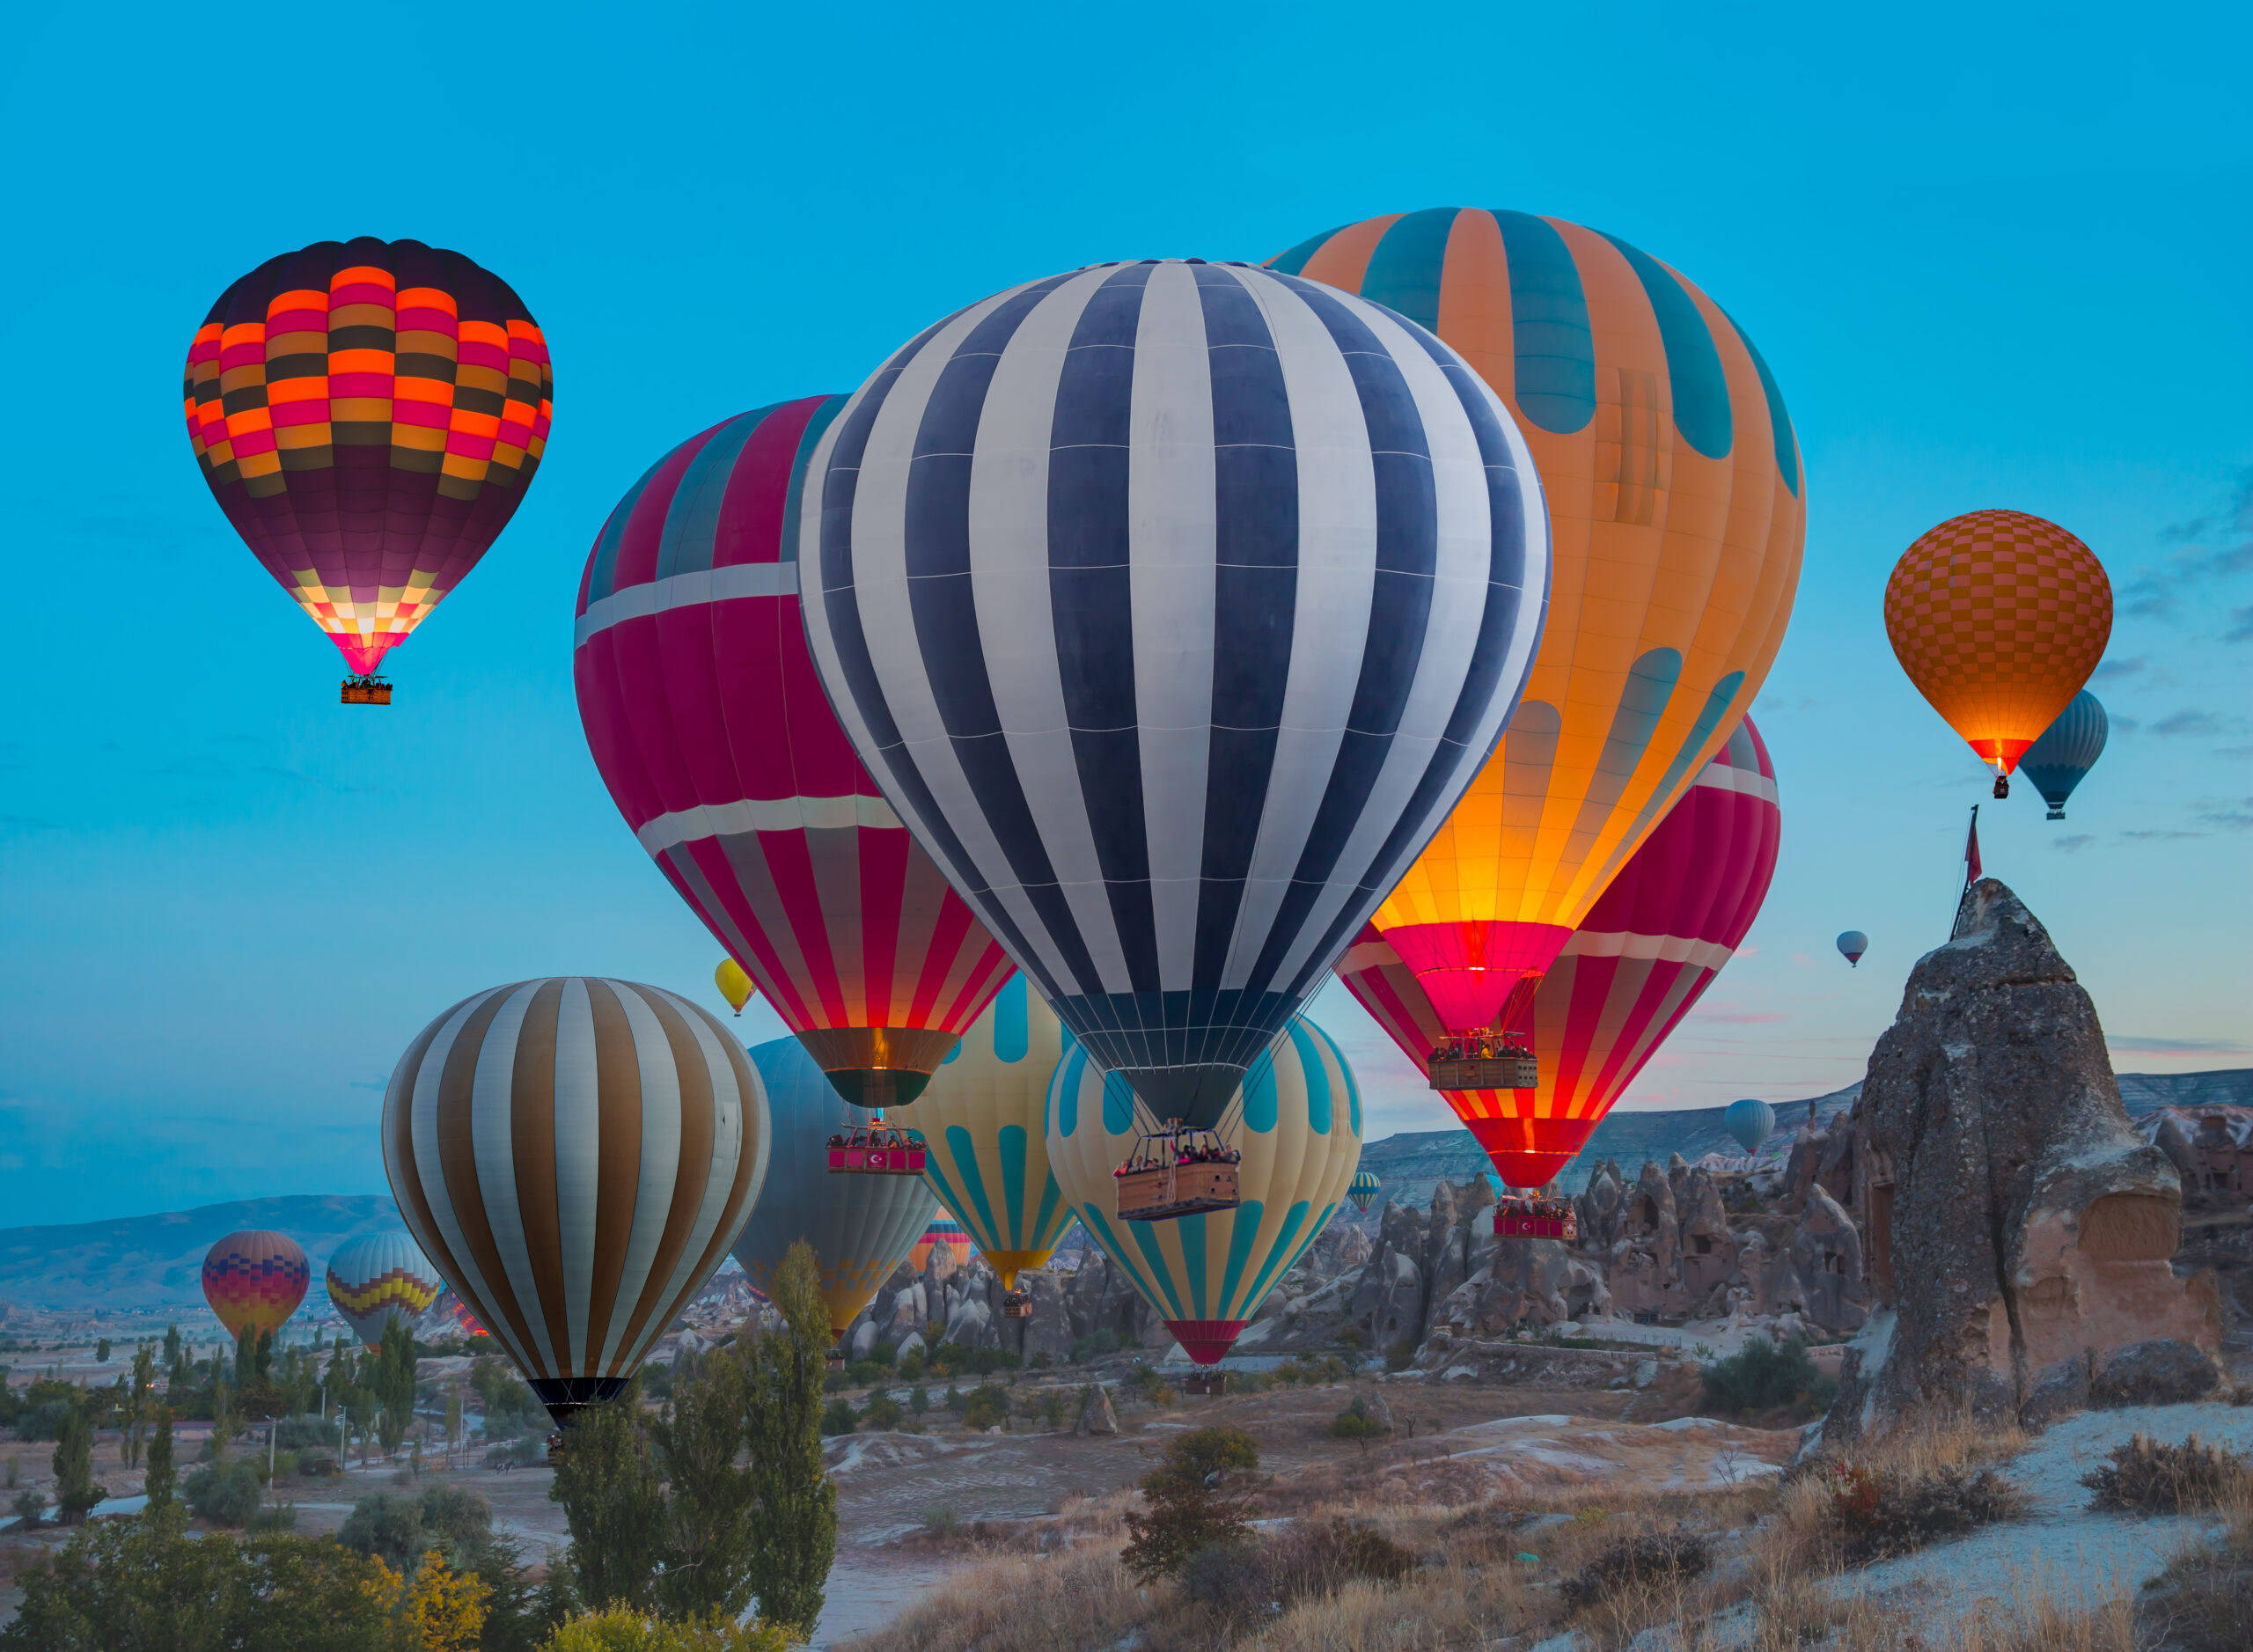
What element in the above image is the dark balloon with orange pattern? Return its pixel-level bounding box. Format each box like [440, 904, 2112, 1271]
[183, 238, 552, 679]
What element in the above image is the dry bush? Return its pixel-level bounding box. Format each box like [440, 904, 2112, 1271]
[1240, 1557, 1533, 1652]
[1558, 1527, 1711, 1610]
[1819, 1458, 2023, 1562]
[835, 1544, 1151, 1652]
[2137, 1499, 2253, 1652]
[2081, 1432, 2253, 1514]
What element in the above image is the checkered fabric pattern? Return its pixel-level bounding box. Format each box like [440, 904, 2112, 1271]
[1883, 510, 2112, 771]
[184, 238, 552, 676]
[201, 1230, 311, 1339]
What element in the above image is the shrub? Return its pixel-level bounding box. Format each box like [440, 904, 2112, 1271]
[860, 1391, 904, 1431]
[1182, 1517, 1414, 1619]
[921, 1506, 960, 1538]
[247, 1501, 297, 1532]
[907, 1384, 930, 1415]
[538, 1605, 796, 1649]
[1121, 1427, 1260, 1582]
[960, 1384, 1009, 1431]
[1384, 1337, 1420, 1373]
[13, 1400, 74, 1443]
[1823, 1461, 2024, 1562]
[1336, 1325, 1368, 1351]
[1070, 1329, 1119, 1365]
[2082, 1433, 2253, 1514]
[1329, 1394, 1389, 1443]
[1559, 1529, 1712, 1610]
[297, 1450, 338, 1478]
[896, 1350, 925, 1382]
[1700, 1336, 1835, 1415]
[182, 1460, 262, 1527]
[819, 1399, 859, 1437]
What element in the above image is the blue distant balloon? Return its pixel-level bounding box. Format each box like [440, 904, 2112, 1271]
[1837, 931, 1868, 967]
[2019, 691, 2108, 820]
[1724, 1098, 1776, 1157]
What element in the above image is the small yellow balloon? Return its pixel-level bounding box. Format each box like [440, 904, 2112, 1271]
[715, 958, 755, 1016]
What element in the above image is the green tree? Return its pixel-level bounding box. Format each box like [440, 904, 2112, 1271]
[96, 1339, 111, 1364]
[144, 1406, 176, 1508]
[128, 1342, 157, 1467]
[551, 1380, 668, 1613]
[541, 1607, 796, 1651]
[234, 1324, 257, 1387]
[209, 1371, 234, 1454]
[52, 1399, 103, 1524]
[649, 1348, 757, 1623]
[372, 1321, 418, 1455]
[1119, 1425, 1259, 1582]
[740, 1240, 838, 1634]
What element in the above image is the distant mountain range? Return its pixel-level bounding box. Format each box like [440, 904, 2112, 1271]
[3, 1071, 2244, 1311]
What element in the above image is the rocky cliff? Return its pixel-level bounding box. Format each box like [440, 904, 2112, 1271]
[1824, 879, 2221, 1443]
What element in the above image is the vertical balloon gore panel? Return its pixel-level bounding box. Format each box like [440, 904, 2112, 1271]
[799, 260, 1549, 1142]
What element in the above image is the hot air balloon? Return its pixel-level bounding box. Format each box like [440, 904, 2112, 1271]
[1723, 1098, 1776, 1158]
[1884, 510, 2112, 798]
[184, 239, 552, 701]
[1339, 715, 1780, 1186]
[383, 979, 769, 1425]
[715, 958, 757, 1016]
[325, 1231, 443, 1348]
[1347, 1169, 1382, 1212]
[1270, 210, 1804, 1086]
[576, 400, 1014, 1112]
[203, 1230, 310, 1342]
[422, 1289, 489, 1342]
[1046, 1016, 1363, 1365]
[907, 1218, 972, 1274]
[913, 974, 1075, 1294]
[800, 258, 1548, 1169]
[1837, 931, 1868, 967]
[2020, 691, 2109, 820]
[730, 1038, 936, 1344]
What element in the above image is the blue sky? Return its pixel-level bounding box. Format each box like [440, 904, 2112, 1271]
[2, 3, 2247, 1226]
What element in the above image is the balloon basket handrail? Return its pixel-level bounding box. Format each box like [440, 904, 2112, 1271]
[341, 674, 393, 706]
[1115, 1124, 1240, 1222]
[1493, 1194, 1577, 1242]
[826, 1123, 927, 1176]
[1002, 1289, 1033, 1320]
[1427, 1033, 1537, 1092]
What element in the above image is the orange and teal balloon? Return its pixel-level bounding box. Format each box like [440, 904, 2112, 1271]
[184, 239, 552, 680]
[1884, 510, 2111, 783]
[1273, 210, 1804, 1036]
[202, 1230, 310, 1341]
[1046, 1017, 1362, 1365]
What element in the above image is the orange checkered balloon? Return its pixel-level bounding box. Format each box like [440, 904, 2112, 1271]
[1883, 510, 2111, 780]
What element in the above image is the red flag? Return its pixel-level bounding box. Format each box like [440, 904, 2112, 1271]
[1963, 805, 1983, 887]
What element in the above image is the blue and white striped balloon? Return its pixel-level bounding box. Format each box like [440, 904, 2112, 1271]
[800, 259, 1552, 1130]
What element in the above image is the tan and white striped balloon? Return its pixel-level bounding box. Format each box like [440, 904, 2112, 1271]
[382, 977, 769, 1422]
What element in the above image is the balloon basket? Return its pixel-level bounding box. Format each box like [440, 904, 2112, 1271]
[2046, 808, 2066, 821]
[1002, 1289, 1033, 1320]
[1493, 1195, 1577, 1242]
[341, 675, 393, 706]
[825, 1123, 927, 1175]
[1181, 1369, 1226, 1396]
[1992, 774, 2009, 799]
[1115, 1125, 1240, 1221]
[1427, 1033, 1537, 1091]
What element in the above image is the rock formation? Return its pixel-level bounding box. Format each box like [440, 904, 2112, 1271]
[1824, 879, 2220, 1443]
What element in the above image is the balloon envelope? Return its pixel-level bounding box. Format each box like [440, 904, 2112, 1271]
[913, 974, 1075, 1288]
[1723, 1098, 1776, 1157]
[1348, 1169, 1382, 1212]
[1340, 715, 1780, 1186]
[383, 979, 769, 1423]
[715, 958, 755, 1015]
[1884, 511, 2111, 777]
[1273, 210, 1805, 1033]
[576, 400, 1012, 1110]
[1837, 931, 1868, 966]
[730, 1038, 936, 1339]
[184, 239, 552, 678]
[325, 1230, 442, 1347]
[908, 1218, 972, 1274]
[801, 261, 1549, 1130]
[1046, 1016, 1363, 1364]
[2020, 691, 2109, 819]
[203, 1230, 309, 1341]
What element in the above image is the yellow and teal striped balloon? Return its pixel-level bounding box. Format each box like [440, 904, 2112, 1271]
[1045, 1016, 1362, 1364]
[912, 975, 1071, 1289]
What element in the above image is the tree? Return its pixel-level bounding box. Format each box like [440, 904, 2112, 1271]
[405, 1549, 489, 1652]
[145, 1406, 176, 1508]
[52, 1399, 103, 1524]
[234, 1324, 258, 1387]
[97, 1339, 111, 1364]
[541, 1609, 796, 1651]
[740, 1240, 838, 1634]
[444, 1385, 463, 1466]
[551, 1380, 668, 1613]
[1120, 1425, 1259, 1582]
[649, 1348, 756, 1622]
[372, 1321, 418, 1455]
[128, 1343, 157, 1467]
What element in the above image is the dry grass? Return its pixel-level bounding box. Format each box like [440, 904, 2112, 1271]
[836, 1544, 1157, 1652]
